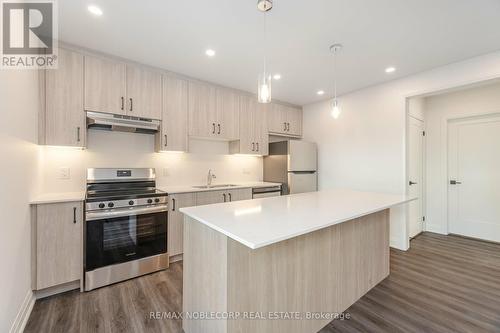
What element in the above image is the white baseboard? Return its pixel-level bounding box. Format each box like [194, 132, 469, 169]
[9, 290, 35, 333]
[390, 237, 408, 251]
[425, 223, 448, 235]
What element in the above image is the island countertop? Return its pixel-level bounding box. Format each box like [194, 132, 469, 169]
[180, 188, 415, 249]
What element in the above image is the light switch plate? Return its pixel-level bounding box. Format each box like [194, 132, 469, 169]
[57, 167, 70, 180]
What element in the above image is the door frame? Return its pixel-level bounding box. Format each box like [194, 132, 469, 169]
[406, 114, 426, 238]
[445, 112, 500, 235]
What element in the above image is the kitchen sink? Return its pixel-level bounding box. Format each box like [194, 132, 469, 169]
[192, 184, 238, 189]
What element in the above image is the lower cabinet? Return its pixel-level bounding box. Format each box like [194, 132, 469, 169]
[168, 193, 196, 258]
[31, 201, 83, 290]
[168, 188, 253, 259]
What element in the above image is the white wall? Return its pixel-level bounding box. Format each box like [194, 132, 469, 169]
[0, 70, 41, 332]
[38, 130, 263, 193]
[424, 81, 500, 234]
[303, 50, 500, 250]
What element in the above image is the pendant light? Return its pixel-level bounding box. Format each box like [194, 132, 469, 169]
[257, 0, 272, 103]
[330, 43, 342, 119]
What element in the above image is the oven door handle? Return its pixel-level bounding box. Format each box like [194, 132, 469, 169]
[86, 205, 168, 221]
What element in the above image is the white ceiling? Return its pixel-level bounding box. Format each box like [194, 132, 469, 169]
[59, 0, 500, 106]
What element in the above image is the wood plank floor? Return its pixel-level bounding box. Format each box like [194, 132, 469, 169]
[25, 233, 500, 333]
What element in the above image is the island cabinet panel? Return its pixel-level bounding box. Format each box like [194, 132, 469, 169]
[125, 65, 162, 119]
[84, 55, 127, 115]
[182, 209, 390, 333]
[168, 193, 196, 258]
[43, 48, 85, 147]
[32, 201, 83, 290]
[158, 75, 188, 152]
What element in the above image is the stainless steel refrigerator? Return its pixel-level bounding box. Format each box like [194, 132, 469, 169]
[263, 140, 317, 195]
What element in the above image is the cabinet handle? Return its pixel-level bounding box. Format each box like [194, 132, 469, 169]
[218, 123, 221, 134]
[73, 207, 77, 224]
[228, 193, 232, 202]
[77, 127, 81, 142]
[164, 134, 168, 147]
[252, 142, 255, 151]
[129, 98, 133, 112]
[284, 122, 287, 131]
[223, 193, 226, 202]
[256, 142, 259, 151]
[287, 123, 290, 131]
[212, 123, 216, 134]
[121, 97, 124, 110]
[172, 198, 176, 211]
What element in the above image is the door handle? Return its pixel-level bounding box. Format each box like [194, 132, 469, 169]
[172, 198, 176, 211]
[212, 123, 216, 134]
[218, 123, 221, 134]
[77, 127, 81, 142]
[223, 193, 226, 202]
[121, 96, 124, 110]
[73, 207, 77, 224]
[129, 98, 133, 112]
[164, 134, 167, 147]
[409, 181, 417, 186]
[228, 193, 232, 202]
[450, 180, 462, 185]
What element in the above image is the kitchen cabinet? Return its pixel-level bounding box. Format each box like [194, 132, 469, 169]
[227, 188, 252, 201]
[126, 66, 162, 119]
[195, 188, 252, 205]
[31, 201, 83, 290]
[268, 103, 302, 137]
[158, 75, 188, 152]
[84, 55, 127, 115]
[188, 82, 239, 140]
[42, 48, 85, 147]
[229, 95, 269, 155]
[84, 55, 161, 119]
[168, 193, 196, 258]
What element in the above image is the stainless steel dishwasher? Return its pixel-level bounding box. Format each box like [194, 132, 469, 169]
[252, 185, 282, 198]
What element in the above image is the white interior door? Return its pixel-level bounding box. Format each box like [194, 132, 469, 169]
[448, 115, 500, 242]
[408, 117, 424, 238]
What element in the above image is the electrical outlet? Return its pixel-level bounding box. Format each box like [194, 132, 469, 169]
[57, 167, 70, 180]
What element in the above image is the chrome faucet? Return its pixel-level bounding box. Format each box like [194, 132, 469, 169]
[207, 169, 216, 187]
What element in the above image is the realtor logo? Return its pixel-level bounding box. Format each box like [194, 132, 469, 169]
[1, 0, 57, 69]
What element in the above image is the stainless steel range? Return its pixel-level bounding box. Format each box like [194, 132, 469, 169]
[84, 168, 168, 291]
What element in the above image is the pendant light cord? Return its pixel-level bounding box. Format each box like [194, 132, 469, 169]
[333, 49, 337, 101]
[263, 10, 267, 76]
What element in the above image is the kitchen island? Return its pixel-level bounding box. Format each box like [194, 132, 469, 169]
[180, 189, 413, 333]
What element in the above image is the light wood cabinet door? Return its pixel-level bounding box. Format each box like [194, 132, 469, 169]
[236, 95, 256, 154]
[254, 103, 269, 156]
[286, 106, 303, 136]
[44, 48, 85, 147]
[195, 190, 226, 205]
[126, 65, 162, 119]
[216, 88, 240, 140]
[268, 103, 288, 134]
[84, 55, 126, 115]
[159, 75, 188, 152]
[188, 81, 217, 138]
[168, 193, 196, 257]
[33, 201, 83, 290]
[227, 188, 252, 202]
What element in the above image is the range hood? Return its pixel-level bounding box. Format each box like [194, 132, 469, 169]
[86, 111, 160, 134]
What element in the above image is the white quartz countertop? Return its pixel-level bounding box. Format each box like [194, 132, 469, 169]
[159, 181, 281, 194]
[180, 189, 415, 249]
[30, 191, 86, 205]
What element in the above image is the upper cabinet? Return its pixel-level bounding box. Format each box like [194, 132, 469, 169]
[268, 103, 303, 137]
[158, 75, 188, 152]
[84, 55, 127, 115]
[84, 55, 161, 119]
[188, 81, 239, 140]
[229, 95, 268, 155]
[42, 48, 85, 148]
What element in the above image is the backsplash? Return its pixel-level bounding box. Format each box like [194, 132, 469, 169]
[38, 129, 263, 194]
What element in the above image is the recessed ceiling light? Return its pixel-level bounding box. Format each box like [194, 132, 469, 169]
[87, 5, 103, 16]
[317, 90, 325, 95]
[385, 66, 396, 73]
[273, 74, 281, 80]
[205, 49, 216, 57]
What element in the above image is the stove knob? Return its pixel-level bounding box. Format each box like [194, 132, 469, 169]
[129, 200, 134, 206]
[108, 202, 114, 208]
[154, 198, 160, 203]
[147, 199, 153, 204]
[99, 203, 105, 209]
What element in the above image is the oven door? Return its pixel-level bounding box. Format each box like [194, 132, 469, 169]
[85, 206, 167, 271]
